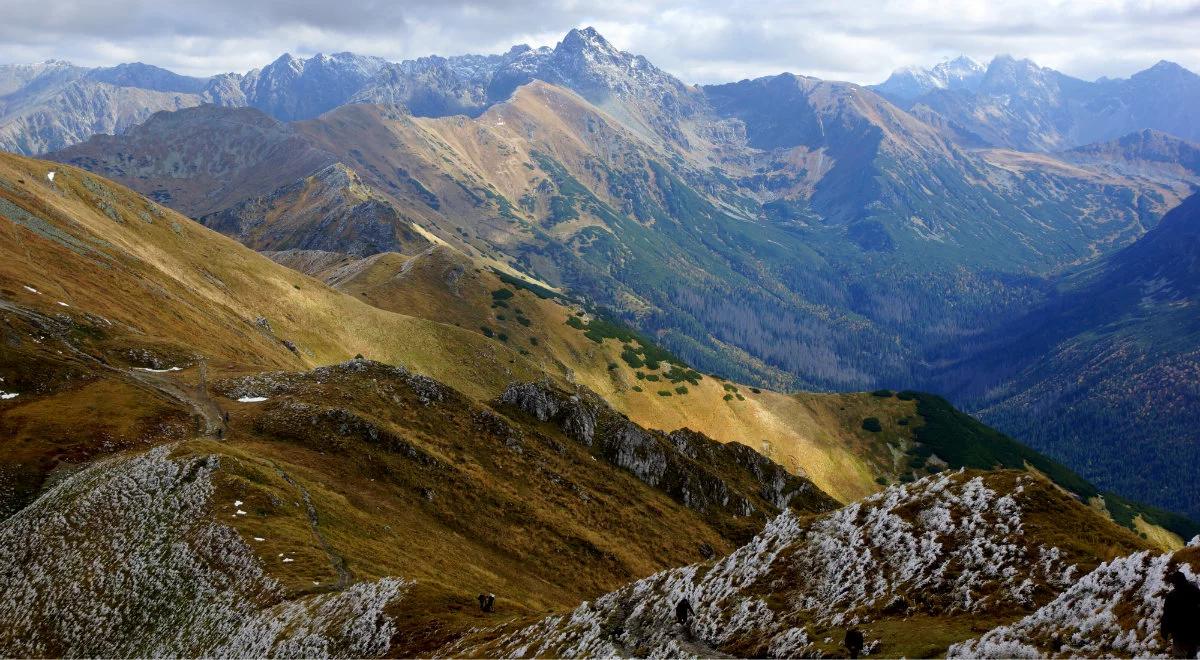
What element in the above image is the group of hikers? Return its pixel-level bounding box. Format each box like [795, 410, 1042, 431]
[473, 570, 1198, 657]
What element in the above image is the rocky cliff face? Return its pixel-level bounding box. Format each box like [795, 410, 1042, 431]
[498, 380, 839, 537]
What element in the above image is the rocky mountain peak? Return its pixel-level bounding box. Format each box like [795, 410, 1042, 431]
[557, 26, 620, 58]
[1131, 59, 1199, 84]
[873, 54, 984, 100]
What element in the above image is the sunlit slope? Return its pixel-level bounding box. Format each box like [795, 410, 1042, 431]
[0, 152, 548, 399]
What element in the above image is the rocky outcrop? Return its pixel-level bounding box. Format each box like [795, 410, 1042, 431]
[951, 541, 1200, 658]
[456, 471, 1131, 658]
[0, 446, 410, 656]
[497, 380, 838, 528]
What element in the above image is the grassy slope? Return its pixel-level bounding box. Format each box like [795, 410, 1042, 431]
[0, 152, 550, 399]
[289, 244, 1193, 547]
[0, 153, 845, 654]
[277, 245, 917, 503]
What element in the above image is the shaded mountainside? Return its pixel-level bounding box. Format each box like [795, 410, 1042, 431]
[1059, 129, 1200, 184]
[199, 163, 430, 256]
[932, 193, 1200, 521]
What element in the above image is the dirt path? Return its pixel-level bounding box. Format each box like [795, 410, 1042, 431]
[271, 462, 352, 591]
[124, 360, 226, 438]
[0, 299, 226, 438]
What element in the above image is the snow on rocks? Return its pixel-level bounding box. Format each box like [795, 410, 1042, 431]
[46, 171, 55, 182]
[22, 285, 39, 294]
[950, 551, 1198, 658]
[465, 471, 1073, 658]
[237, 396, 269, 403]
[0, 392, 17, 400]
[0, 446, 410, 657]
[136, 366, 182, 373]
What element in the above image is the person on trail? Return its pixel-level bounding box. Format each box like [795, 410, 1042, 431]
[675, 597, 694, 627]
[477, 593, 487, 612]
[1162, 570, 1200, 658]
[845, 629, 865, 659]
[485, 593, 496, 612]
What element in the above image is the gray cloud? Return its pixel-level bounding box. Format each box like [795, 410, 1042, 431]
[1, 0, 1198, 84]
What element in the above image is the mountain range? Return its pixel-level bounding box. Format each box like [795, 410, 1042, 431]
[875, 55, 1200, 151]
[2, 25, 1200, 657]
[28, 28, 1200, 519]
[0, 148, 1194, 657]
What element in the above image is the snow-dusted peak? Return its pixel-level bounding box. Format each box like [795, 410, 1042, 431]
[558, 26, 621, 59]
[874, 54, 985, 100]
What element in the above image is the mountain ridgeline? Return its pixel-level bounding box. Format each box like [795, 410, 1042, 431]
[34, 27, 1200, 521]
[2, 24, 1200, 656]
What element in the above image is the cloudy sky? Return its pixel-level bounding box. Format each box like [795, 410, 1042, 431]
[2, 0, 1199, 84]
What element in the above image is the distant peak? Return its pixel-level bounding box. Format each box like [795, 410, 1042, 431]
[943, 55, 984, 70]
[559, 26, 619, 55]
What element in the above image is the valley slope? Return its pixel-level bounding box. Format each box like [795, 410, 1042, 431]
[0, 144, 1194, 657]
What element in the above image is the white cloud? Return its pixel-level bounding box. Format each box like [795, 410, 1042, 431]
[0, 0, 1197, 83]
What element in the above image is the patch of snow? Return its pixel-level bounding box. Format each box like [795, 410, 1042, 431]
[254, 537, 265, 542]
[136, 367, 181, 373]
[236, 509, 247, 516]
[282, 558, 295, 563]
[0, 391, 18, 400]
[234, 500, 243, 507]
[23, 285, 39, 294]
[46, 171, 55, 182]
[238, 396, 269, 403]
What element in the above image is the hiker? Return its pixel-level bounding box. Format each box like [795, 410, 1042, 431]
[486, 593, 496, 612]
[1162, 570, 1200, 658]
[845, 629, 865, 659]
[477, 593, 487, 612]
[675, 597, 694, 627]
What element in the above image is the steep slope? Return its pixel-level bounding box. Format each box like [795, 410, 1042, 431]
[454, 470, 1154, 658]
[266, 245, 919, 504]
[242, 52, 387, 122]
[51, 104, 339, 215]
[933, 192, 1200, 521]
[198, 163, 430, 256]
